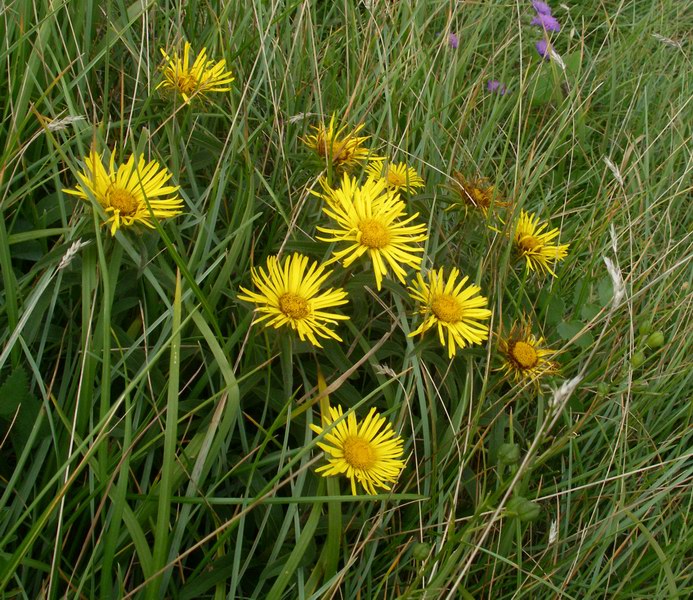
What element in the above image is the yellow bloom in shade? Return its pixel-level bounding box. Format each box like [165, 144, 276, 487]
[408, 267, 493, 358]
[63, 150, 183, 236]
[446, 172, 509, 215]
[498, 322, 558, 382]
[366, 160, 425, 194]
[302, 114, 380, 172]
[157, 41, 234, 103]
[513, 210, 569, 276]
[237, 253, 349, 347]
[317, 174, 428, 290]
[310, 405, 406, 495]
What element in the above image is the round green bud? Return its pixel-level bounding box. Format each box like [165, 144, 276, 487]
[507, 497, 541, 522]
[498, 443, 521, 466]
[411, 542, 431, 561]
[638, 322, 652, 336]
[646, 331, 665, 349]
[597, 382, 610, 396]
[631, 351, 645, 369]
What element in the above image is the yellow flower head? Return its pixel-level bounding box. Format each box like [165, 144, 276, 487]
[446, 172, 509, 215]
[301, 114, 380, 172]
[157, 41, 234, 103]
[63, 150, 183, 236]
[237, 253, 349, 348]
[310, 405, 406, 495]
[513, 210, 569, 276]
[408, 267, 493, 358]
[366, 160, 425, 194]
[317, 174, 429, 290]
[498, 322, 558, 383]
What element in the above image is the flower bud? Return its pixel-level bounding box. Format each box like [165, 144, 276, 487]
[631, 351, 645, 368]
[498, 443, 521, 465]
[507, 497, 541, 522]
[597, 382, 610, 396]
[646, 331, 665, 349]
[638, 321, 652, 336]
[411, 542, 431, 561]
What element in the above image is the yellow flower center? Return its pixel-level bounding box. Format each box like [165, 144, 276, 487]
[343, 435, 376, 470]
[518, 235, 541, 253]
[278, 293, 310, 319]
[359, 218, 390, 249]
[386, 168, 406, 187]
[176, 72, 199, 95]
[510, 340, 538, 369]
[107, 187, 139, 216]
[431, 295, 463, 323]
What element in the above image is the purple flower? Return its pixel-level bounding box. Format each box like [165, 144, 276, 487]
[531, 13, 561, 32]
[535, 39, 550, 59]
[532, 1, 552, 15]
[487, 80, 507, 95]
[449, 32, 459, 49]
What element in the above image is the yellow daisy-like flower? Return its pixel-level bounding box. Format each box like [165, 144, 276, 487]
[63, 150, 183, 236]
[237, 253, 349, 347]
[408, 267, 493, 358]
[513, 210, 570, 276]
[310, 405, 406, 495]
[498, 322, 558, 382]
[301, 113, 380, 173]
[446, 172, 509, 215]
[317, 174, 428, 290]
[157, 41, 234, 103]
[366, 160, 425, 194]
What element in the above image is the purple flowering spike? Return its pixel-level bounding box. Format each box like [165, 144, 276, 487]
[535, 40, 550, 59]
[532, 1, 552, 15]
[449, 32, 459, 49]
[487, 80, 507, 95]
[531, 13, 561, 32]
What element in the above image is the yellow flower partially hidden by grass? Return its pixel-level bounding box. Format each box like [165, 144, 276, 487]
[409, 267, 492, 358]
[366, 160, 425, 194]
[446, 172, 509, 215]
[513, 210, 570, 276]
[302, 114, 379, 173]
[157, 41, 234, 103]
[63, 150, 183, 236]
[310, 405, 406, 495]
[237, 253, 349, 347]
[498, 322, 557, 382]
[317, 174, 428, 290]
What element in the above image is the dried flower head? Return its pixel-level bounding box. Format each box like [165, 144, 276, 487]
[446, 172, 509, 215]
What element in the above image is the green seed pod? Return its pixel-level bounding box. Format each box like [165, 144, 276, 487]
[638, 321, 652, 336]
[498, 443, 521, 465]
[411, 542, 431, 561]
[646, 331, 665, 349]
[631, 350, 645, 368]
[507, 497, 541, 522]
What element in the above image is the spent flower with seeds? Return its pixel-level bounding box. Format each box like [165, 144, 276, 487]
[157, 42, 234, 103]
[317, 174, 428, 290]
[446, 172, 509, 215]
[310, 405, 406, 495]
[408, 267, 492, 358]
[512, 210, 569, 276]
[302, 114, 379, 173]
[237, 253, 349, 347]
[366, 160, 425, 194]
[63, 150, 183, 236]
[498, 322, 558, 382]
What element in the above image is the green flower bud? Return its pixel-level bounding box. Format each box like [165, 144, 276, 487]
[638, 321, 652, 336]
[498, 443, 521, 465]
[411, 542, 431, 561]
[646, 331, 665, 349]
[506, 497, 541, 522]
[631, 351, 645, 369]
[597, 382, 610, 396]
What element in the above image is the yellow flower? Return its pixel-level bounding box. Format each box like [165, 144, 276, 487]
[157, 42, 234, 103]
[408, 267, 492, 358]
[317, 174, 428, 290]
[498, 322, 558, 382]
[237, 253, 349, 347]
[446, 172, 509, 215]
[310, 405, 406, 495]
[63, 150, 183, 236]
[513, 210, 569, 276]
[366, 160, 425, 194]
[301, 114, 380, 172]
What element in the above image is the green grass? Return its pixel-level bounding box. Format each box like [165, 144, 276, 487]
[1, 0, 691, 598]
